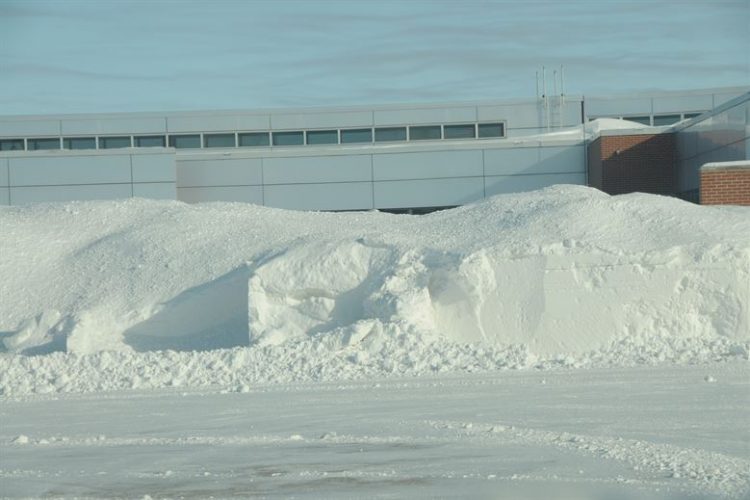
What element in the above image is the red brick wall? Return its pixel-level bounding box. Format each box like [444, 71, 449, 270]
[587, 133, 676, 196]
[700, 167, 750, 206]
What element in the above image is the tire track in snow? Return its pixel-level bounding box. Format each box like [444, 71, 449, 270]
[424, 419, 750, 498]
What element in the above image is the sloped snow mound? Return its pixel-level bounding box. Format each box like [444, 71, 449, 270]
[1, 185, 748, 368]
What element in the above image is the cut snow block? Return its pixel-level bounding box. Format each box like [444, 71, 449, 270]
[429, 250, 750, 355]
[122, 266, 251, 352]
[247, 240, 396, 346]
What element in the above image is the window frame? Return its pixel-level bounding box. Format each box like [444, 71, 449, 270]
[63, 137, 97, 150]
[27, 137, 62, 150]
[0, 138, 26, 151]
[203, 133, 237, 148]
[340, 128, 373, 144]
[443, 123, 477, 140]
[272, 131, 305, 146]
[305, 129, 339, 145]
[98, 136, 133, 149]
[134, 135, 166, 148]
[374, 127, 407, 142]
[477, 122, 506, 139]
[168, 134, 201, 149]
[408, 125, 442, 141]
[238, 132, 271, 148]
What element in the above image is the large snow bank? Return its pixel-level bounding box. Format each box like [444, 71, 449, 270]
[1, 186, 748, 364]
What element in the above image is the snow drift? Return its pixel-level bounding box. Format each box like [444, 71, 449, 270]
[1, 185, 748, 360]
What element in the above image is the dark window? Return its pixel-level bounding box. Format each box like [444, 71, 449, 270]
[478, 123, 505, 138]
[653, 115, 681, 126]
[306, 130, 338, 145]
[204, 133, 235, 148]
[135, 135, 166, 147]
[27, 138, 61, 150]
[684, 112, 704, 120]
[340, 128, 372, 144]
[238, 132, 270, 147]
[625, 116, 651, 126]
[0, 139, 24, 151]
[444, 124, 476, 139]
[63, 137, 96, 150]
[409, 125, 441, 140]
[375, 127, 406, 142]
[99, 136, 131, 149]
[168, 135, 201, 149]
[272, 131, 304, 146]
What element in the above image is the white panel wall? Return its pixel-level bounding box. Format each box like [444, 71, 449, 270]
[263, 155, 371, 184]
[374, 177, 484, 209]
[12, 185, 133, 204]
[271, 111, 372, 130]
[62, 117, 167, 135]
[132, 153, 175, 183]
[168, 115, 238, 133]
[0, 158, 8, 187]
[676, 96, 750, 195]
[484, 147, 541, 175]
[374, 107, 476, 126]
[3, 151, 177, 205]
[652, 94, 713, 114]
[478, 100, 581, 129]
[133, 183, 176, 200]
[484, 146, 584, 176]
[10, 155, 132, 185]
[373, 150, 483, 181]
[264, 182, 373, 210]
[0, 119, 60, 137]
[538, 146, 585, 173]
[178, 186, 263, 204]
[1, 160, 8, 204]
[586, 96, 652, 117]
[177, 158, 263, 187]
[235, 114, 273, 131]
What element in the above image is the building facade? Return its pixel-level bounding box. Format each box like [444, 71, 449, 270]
[1, 87, 747, 210]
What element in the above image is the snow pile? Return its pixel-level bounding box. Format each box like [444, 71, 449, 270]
[1, 185, 749, 393]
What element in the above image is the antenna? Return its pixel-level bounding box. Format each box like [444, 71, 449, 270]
[560, 65, 566, 129]
[542, 66, 550, 131]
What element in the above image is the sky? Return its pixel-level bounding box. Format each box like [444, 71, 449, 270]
[0, 0, 748, 115]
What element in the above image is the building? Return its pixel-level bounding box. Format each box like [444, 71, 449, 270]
[1, 86, 748, 209]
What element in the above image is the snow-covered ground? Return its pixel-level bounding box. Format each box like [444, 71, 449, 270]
[1, 185, 749, 498]
[2, 365, 748, 499]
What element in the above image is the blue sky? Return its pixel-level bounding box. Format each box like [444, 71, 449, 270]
[0, 0, 748, 115]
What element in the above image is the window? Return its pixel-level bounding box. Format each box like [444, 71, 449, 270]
[272, 131, 304, 146]
[135, 135, 166, 147]
[340, 128, 372, 144]
[168, 135, 200, 149]
[624, 116, 651, 126]
[0, 139, 24, 151]
[238, 132, 270, 147]
[99, 136, 131, 149]
[478, 123, 504, 138]
[375, 127, 406, 142]
[306, 130, 338, 145]
[683, 112, 703, 120]
[27, 138, 61, 150]
[63, 137, 96, 150]
[204, 133, 235, 148]
[409, 125, 441, 141]
[444, 124, 476, 139]
[653, 115, 681, 126]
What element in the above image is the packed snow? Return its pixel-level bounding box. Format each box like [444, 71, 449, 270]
[1, 185, 748, 395]
[1, 185, 749, 498]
